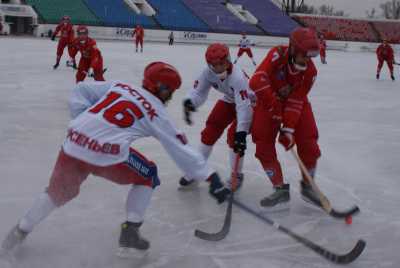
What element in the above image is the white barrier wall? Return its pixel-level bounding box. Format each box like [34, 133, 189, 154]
[35, 24, 400, 53]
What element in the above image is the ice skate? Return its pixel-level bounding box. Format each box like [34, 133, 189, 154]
[260, 184, 290, 211]
[300, 180, 322, 208]
[1, 225, 28, 253]
[178, 176, 199, 191]
[117, 221, 149, 258]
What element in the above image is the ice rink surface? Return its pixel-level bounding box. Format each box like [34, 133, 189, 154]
[0, 37, 400, 268]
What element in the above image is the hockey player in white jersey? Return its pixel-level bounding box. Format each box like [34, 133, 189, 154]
[180, 43, 254, 191]
[1, 62, 230, 257]
[234, 33, 257, 66]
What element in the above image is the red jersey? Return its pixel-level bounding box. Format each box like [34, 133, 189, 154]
[133, 26, 144, 39]
[250, 45, 317, 130]
[320, 39, 326, 51]
[53, 22, 74, 41]
[71, 37, 101, 61]
[376, 44, 394, 61]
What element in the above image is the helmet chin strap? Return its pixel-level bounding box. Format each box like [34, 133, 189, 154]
[216, 70, 228, 80]
[293, 62, 307, 71]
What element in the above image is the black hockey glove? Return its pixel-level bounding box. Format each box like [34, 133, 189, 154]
[183, 99, 196, 125]
[51, 35, 56, 41]
[233, 131, 247, 157]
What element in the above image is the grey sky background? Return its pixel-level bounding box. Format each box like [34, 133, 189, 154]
[304, 0, 390, 18]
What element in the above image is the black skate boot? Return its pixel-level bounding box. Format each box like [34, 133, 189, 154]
[260, 184, 290, 209]
[178, 176, 199, 190]
[117, 221, 149, 258]
[226, 173, 244, 192]
[1, 225, 29, 252]
[300, 181, 322, 208]
[53, 62, 59, 70]
[376, 73, 380, 80]
[208, 173, 231, 203]
[391, 74, 395, 81]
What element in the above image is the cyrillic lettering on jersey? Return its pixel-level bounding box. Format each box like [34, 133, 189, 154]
[115, 83, 159, 120]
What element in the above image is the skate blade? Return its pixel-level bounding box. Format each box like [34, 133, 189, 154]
[259, 202, 290, 213]
[116, 247, 149, 259]
[177, 181, 200, 191]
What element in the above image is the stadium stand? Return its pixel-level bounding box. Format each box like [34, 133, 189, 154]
[229, 0, 298, 36]
[146, 0, 209, 31]
[293, 15, 379, 42]
[372, 21, 400, 43]
[181, 0, 262, 34]
[25, 0, 101, 25]
[84, 0, 156, 28]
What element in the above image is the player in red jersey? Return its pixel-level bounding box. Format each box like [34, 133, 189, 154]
[70, 26, 105, 83]
[376, 39, 395, 81]
[319, 34, 327, 64]
[249, 27, 322, 208]
[52, 16, 76, 70]
[133, 24, 144, 53]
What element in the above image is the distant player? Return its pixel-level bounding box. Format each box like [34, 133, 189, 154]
[180, 43, 254, 190]
[249, 27, 322, 208]
[234, 33, 256, 66]
[0, 21, 3, 35]
[1, 62, 230, 257]
[52, 16, 76, 70]
[319, 34, 327, 64]
[133, 24, 144, 53]
[70, 26, 105, 83]
[376, 39, 395, 81]
[168, 31, 174, 46]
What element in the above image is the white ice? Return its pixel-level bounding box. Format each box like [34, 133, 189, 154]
[0, 37, 400, 268]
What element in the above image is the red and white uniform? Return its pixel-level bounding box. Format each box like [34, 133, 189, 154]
[53, 21, 75, 62]
[133, 25, 144, 50]
[47, 81, 213, 207]
[70, 37, 105, 82]
[237, 37, 254, 58]
[376, 43, 394, 76]
[185, 64, 253, 142]
[250, 45, 320, 186]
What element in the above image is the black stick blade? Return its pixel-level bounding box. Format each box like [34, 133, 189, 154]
[322, 239, 366, 265]
[194, 194, 233, 241]
[330, 206, 360, 219]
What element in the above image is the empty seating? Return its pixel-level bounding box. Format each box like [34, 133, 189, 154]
[229, 0, 298, 36]
[26, 0, 101, 25]
[181, 0, 262, 34]
[84, 0, 156, 28]
[146, 0, 209, 31]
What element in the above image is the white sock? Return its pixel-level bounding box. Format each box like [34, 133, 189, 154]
[229, 148, 244, 174]
[18, 192, 57, 233]
[126, 185, 153, 223]
[198, 143, 213, 160]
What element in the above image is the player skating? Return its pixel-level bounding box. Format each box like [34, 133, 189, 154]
[249, 27, 322, 209]
[70, 26, 105, 83]
[51, 16, 76, 70]
[319, 34, 327, 64]
[180, 43, 254, 191]
[1, 61, 230, 257]
[376, 39, 395, 81]
[133, 24, 144, 53]
[233, 33, 257, 66]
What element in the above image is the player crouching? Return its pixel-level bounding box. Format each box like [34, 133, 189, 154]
[1, 62, 230, 258]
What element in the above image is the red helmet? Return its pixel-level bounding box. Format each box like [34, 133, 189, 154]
[205, 43, 231, 65]
[289, 27, 319, 57]
[142, 62, 182, 95]
[62, 15, 70, 22]
[77, 25, 88, 36]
